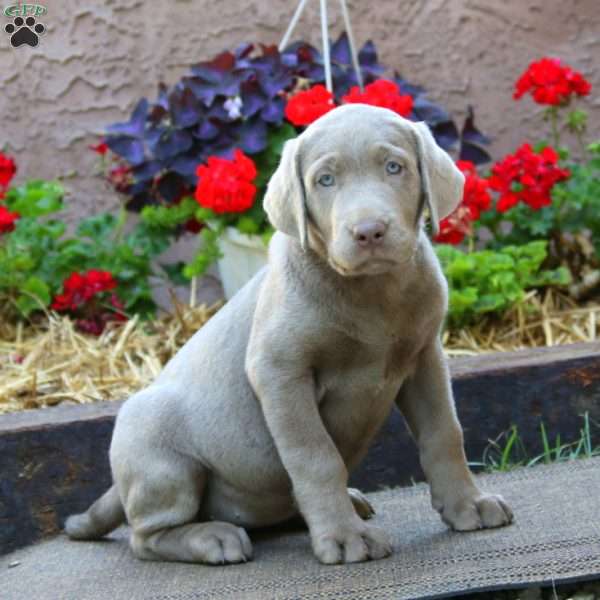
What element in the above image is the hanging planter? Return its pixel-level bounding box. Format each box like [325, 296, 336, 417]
[100, 3, 490, 300]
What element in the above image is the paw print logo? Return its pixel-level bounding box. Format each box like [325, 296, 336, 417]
[4, 16, 45, 48]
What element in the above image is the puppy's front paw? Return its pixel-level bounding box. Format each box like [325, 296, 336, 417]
[440, 492, 513, 531]
[312, 522, 392, 564]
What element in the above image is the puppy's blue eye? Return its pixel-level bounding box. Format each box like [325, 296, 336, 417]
[318, 173, 335, 187]
[386, 161, 402, 175]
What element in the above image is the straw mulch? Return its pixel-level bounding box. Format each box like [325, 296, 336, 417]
[1, 289, 599, 414]
[442, 288, 600, 356]
[0, 300, 221, 415]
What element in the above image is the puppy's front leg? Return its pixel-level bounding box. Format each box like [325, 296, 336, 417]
[396, 339, 513, 531]
[247, 360, 391, 564]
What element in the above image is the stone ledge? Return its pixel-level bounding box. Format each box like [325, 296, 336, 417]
[2, 342, 600, 554]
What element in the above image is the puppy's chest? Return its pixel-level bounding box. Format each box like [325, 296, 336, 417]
[315, 334, 419, 461]
[315, 331, 420, 404]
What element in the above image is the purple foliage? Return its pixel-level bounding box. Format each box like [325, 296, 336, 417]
[105, 33, 490, 212]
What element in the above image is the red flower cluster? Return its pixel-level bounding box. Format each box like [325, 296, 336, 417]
[0, 205, 20, 234]
[435, 161, 492, 245]
[51, 270, 126, 335]
[51, 270, 118, 311]
[284, 84, 335, 126]
[89, 141, 109, 155]
[285, 80, 415, 127]
[195, 149, 257, 214]
[342, 79, 414, 117]
[0, 152, 19, 233]
[489, 144, 570, 212]
[456, 160, 492, 220]
[514, 57, 591, 106]
[108, 165, 132, 193]
[0, 152, 17, 198]
[75, 294, 127, 336]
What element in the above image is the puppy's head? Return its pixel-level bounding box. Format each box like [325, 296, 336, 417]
[264, 104, 464, 277]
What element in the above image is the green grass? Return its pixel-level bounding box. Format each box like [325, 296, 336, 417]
[469, 412, 600, 473]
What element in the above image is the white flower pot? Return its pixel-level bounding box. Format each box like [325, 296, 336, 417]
[217, 227, 269, 300]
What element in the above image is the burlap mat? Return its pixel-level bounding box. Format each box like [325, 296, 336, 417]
[2, 458, 600, 600]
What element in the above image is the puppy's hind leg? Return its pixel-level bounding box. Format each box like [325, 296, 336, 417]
[122, 450, 253, 565]
[66, 484, 125, 540]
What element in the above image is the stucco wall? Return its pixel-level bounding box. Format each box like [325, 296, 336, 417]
[1, 0, 599, 220]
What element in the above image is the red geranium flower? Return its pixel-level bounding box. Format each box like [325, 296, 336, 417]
[89, 141, 109, 155]
[108, 294, 128, 321]
[514, 57, 592, 106]
[342, 79, 414, 117]
[0, 205, 20, 234]
[456, 160, 492, 220]
[75, 294, 127, 336]
[489, 143, 570, 212]
[108, 165, 132, 193]
[85, 270, 118, 295]
[51, 270, 118, 311]
[284, 84, 335, 126]
[0, 152, 17, 192]
[435, 205, 474, 245]
[434, 161, 491, 245]
[194, 149, 257, 214]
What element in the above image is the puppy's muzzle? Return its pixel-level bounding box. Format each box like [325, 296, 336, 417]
[351, 220, 388, 248]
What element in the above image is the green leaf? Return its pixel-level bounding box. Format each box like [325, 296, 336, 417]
[76, 213, 118, 238]
[261, 227, 275, 246]
[448, 287, 478, 317]
[183, 227, 223, 278]
[15, 276, 51, 316]
[587, 141, 600, 155]
[141, 197, 198, 229]
[437, 241, 568, 328]
[268, 122, 297, 157]
[567, 109, 587, 134]
[4, 180, 64, 217]
[475, 293, 507, 313]
[236, 216, 260, 235]
[196, 207, 218, 222]
[161, 262, 188, 286]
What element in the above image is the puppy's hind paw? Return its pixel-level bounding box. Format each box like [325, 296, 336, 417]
[186, 523, 253, 565]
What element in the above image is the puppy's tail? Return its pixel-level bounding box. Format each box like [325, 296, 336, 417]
[65, 484, 125, 540]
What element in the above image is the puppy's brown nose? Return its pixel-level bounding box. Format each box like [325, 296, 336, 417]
[352, 221, 387, 247]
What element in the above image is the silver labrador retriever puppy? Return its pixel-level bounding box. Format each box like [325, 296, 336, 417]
[66, 104, 513, 565]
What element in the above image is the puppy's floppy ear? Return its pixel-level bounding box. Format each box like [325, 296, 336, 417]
[263, 137, 308, 249]
[412, 121, 465, 237]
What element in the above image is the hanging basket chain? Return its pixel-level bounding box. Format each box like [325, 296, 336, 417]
[338, 0, 363, 90]
[319, 0, 333, 92]
[278, 0, 310, 52]
[279, 0, 364, 94]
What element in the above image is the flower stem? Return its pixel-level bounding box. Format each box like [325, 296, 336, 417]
[467, 233, 475, 254]
[574, 129, 588, 160]
[548, 107, 561, 148]
[113, 204, 128, 242]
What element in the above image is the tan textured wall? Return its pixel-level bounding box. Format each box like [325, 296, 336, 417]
[1, 0, 599, 220]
